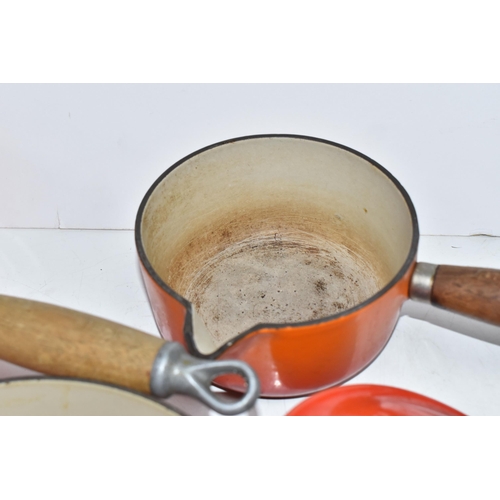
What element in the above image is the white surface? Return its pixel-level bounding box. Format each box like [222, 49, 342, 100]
[1, 84, 500, 235]
[0, 228, 499, 415]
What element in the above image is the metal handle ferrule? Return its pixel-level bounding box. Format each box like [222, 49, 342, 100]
[410, 262, 438, 303]
[150, 342, 260, 415]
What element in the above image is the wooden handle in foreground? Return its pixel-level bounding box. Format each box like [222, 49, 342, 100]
[431, 266, 500, 326]
[0, 295, 165, 393]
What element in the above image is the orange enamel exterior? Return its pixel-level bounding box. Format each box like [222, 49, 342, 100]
[140, 261, 187, 345]
[139, 259, 417, 397]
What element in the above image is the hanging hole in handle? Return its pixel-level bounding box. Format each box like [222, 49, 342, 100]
[207, 376, 260, 415]
[210, 373, 251, 411]
[207, 382, 250, 410]
[181, 359, 260, 415]
[206, 372, 257, 415]
[211, 372, 249, 395]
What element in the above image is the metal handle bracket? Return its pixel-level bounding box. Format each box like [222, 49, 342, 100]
[150, 342, 260, 415]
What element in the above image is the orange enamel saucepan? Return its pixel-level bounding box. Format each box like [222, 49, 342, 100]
[135, 134, 500, 398]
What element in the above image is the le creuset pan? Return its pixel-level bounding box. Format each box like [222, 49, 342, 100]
[0, 295, 259, 415]
[136, 134, 500, 398]
[286, 384, 465, 416]
[0, 377, 182, 416]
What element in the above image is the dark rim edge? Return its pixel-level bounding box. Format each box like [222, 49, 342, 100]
[135, 134, 420, 359]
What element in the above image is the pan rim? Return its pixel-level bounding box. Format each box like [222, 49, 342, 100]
[135, 134, 420, 359]
[0, 376, 185, 415]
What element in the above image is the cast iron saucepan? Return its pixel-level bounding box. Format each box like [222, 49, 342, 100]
[135, 134, 500, 397]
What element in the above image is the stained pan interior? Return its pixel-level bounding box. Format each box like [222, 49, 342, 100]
[140, 137, 414, 352]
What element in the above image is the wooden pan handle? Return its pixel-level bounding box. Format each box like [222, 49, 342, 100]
[0, 295, 165, 393]
[411, 263, 500, 326]
[431, 265, 500, 326]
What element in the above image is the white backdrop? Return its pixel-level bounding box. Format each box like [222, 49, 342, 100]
[1, 84, 499, 234]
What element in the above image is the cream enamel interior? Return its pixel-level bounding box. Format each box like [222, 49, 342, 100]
[0, 379, 178, 416]
[141, 137, 414, 353]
